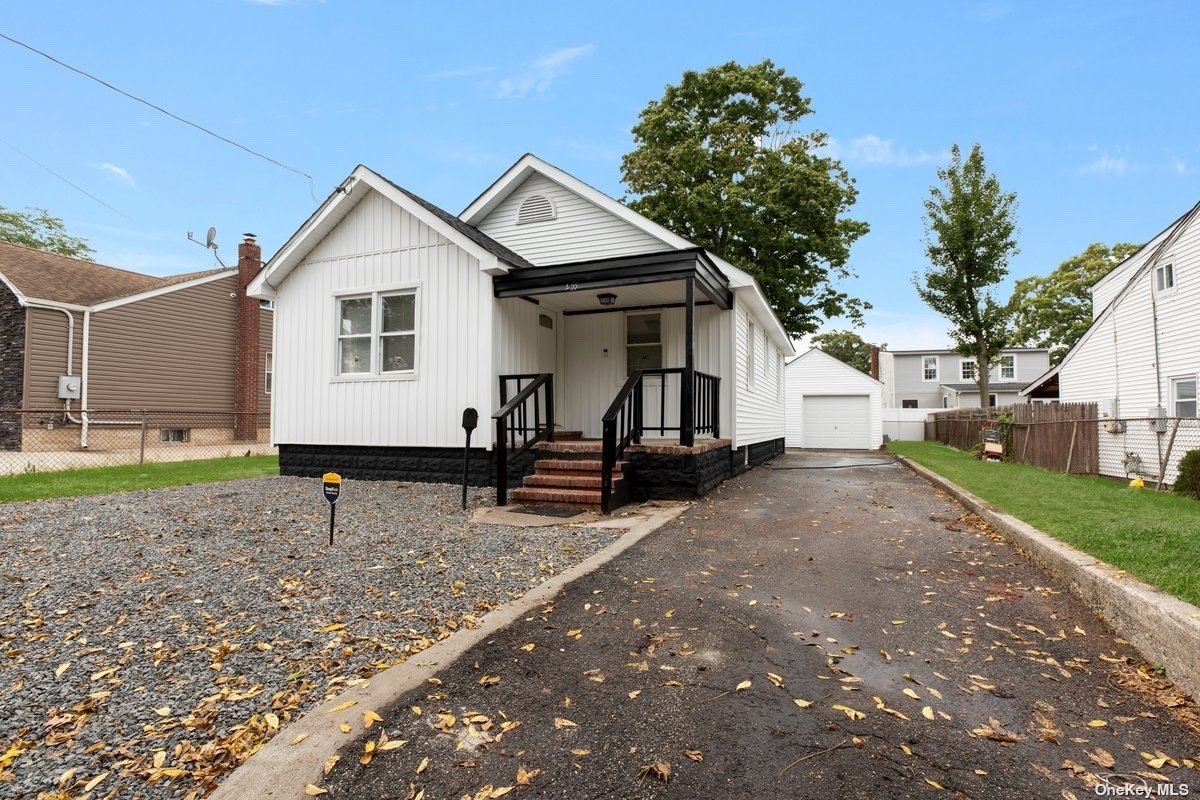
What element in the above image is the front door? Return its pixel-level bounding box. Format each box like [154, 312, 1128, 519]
[537, 310, 558, 375]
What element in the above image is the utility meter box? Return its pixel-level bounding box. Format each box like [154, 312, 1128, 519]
[57, 376, 82, 400]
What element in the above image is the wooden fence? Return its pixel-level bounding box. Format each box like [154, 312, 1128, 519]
[927, 402, 1099, 474]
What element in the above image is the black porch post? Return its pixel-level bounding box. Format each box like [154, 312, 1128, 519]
[682, 275, 695, 447]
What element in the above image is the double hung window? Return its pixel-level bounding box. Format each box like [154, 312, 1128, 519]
[336, 290, 417, 376]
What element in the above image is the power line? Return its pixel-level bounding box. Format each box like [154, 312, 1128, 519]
[0, 31, 318, 201]
[0, 136, 133, 221]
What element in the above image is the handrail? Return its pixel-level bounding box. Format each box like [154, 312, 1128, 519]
[600, 370, 644, 514]
[493, 373, 554, 506]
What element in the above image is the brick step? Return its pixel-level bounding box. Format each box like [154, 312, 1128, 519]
[554, 430, 584, 441]
[511, 487, 603, 507]
[539, 440, 603, 454]
[533, 458, 627, 473]
[524, 473, 616, 489]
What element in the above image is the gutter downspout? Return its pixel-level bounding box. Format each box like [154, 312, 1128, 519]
[79, 310, 91, 448]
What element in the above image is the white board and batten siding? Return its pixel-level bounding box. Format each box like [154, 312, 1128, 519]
[476, 173, 671, 266]
[1060, 207, 1200, 483]
[272, 189, 494, 448]
[784, 348, 882, 450]
[733, 297, 786, 448]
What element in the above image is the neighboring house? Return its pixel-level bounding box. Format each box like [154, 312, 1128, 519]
[1022, 200, 1200, 483]
[784, 348, 882, 450]
[877, 347, 1050, 409]
[248, 154, 794, 510]
[0, 238, 272, 452]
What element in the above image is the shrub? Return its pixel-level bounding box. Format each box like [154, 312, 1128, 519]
[1173, 449, 1200, 500]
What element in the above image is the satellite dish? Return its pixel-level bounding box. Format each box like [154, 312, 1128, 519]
[205, 227, 218, 248]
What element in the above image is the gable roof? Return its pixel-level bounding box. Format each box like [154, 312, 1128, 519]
[1021, 198, 1200, 397]
[0, 241, 227, 307]
[786, 346, 882, 386]
[460, 153, 794, 354]
[250, 165, 532, 297]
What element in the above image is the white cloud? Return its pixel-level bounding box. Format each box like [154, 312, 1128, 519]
[1079, 153, 1128, 175]
[1171, 157, 1188, 175]
[820, 134, 947, 167]
[494, 44, 595, 99]
[428, 65, 496, 80]
[90, 162, 137, 188]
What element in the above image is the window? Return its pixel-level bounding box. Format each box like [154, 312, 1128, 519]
[747, 320, 756, 387]
[1172, 377, 1197, 417]
[264, 352, 273, 395]
[960, 359, 977, 381]
[336, 289, 417, 376]
[922, 356, 938, 382]
[160, 428, 188, 443]
[1155, 262, 1175, 292]
[626, 313, 661, 375]
[988, 394, 998, 408]
[902, 399, 919, 409]
[998, 354, 1015, 380]
[259, 298, 275, 310]
[942, 396, 949, 408]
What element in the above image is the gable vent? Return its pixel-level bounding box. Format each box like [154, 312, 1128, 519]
[516, 194, 556, 225]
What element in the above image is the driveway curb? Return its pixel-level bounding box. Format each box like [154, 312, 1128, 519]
[211, 502, 688, 799]
[898, 456, 1200, 701]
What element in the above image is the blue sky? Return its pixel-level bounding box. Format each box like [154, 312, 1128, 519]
[2, 1, 1197, 348]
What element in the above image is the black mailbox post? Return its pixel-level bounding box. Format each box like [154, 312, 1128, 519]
[461, 408, 478, 510]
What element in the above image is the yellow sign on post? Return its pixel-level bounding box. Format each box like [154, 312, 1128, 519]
[322, 472, 342, 545]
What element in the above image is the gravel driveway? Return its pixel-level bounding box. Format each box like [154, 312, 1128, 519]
[0, 477, 620, 799]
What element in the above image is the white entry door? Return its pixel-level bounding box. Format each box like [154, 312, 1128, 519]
[802, 395, 871, 449]
[537, 310, 558, 375]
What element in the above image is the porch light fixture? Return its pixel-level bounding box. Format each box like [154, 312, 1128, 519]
[597, 292, 617, 306]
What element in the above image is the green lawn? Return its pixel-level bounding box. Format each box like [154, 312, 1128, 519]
[889, 440, 1200, 607]
[0, 455, 279, 503]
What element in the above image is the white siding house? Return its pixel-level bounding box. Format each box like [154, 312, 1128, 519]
[1022, 200, 1200, 484]
[784, 348, 882, 450]
[250, 155, 794, 509]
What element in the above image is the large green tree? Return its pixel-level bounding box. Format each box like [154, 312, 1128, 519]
[620, 60, 869, 337]
[811, 329, 884, 374]
[0, 205, 94, 259]
[1007, 241, 1140, 364]
[915, 144, 1019, 408]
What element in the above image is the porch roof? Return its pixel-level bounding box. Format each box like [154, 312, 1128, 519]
[492, 248, 733, 310]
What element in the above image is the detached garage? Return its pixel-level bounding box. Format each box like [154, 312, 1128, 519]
[785, 348, 882, 450]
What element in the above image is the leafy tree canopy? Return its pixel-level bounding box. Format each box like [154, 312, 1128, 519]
[620, 60, 869, 337]
[1007, 242, 1140, 364]
[811, 329, 885, 374]
[0, 205, 95, 260]
[915, 143, 1018, 408]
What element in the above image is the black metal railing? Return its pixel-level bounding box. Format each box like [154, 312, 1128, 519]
[599, 368, 721, 513]
[492, 373, 554, 506]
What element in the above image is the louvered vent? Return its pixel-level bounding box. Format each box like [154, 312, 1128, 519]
[516, 194, 556, 225]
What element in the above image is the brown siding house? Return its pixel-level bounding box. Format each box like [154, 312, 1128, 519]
[0, 237, 272, 452]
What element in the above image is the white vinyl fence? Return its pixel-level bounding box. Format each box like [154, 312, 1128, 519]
[883, 408, 929, 442]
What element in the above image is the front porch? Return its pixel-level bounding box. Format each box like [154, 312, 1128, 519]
[491, 248, 735, 512]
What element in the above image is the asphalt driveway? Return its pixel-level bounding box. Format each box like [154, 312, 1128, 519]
[317, 451, 1200, 799]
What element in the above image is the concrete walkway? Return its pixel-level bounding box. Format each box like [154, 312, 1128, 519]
[276, 452, 1200, 798]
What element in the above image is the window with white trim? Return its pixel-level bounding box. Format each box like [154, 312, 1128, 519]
[747, 319, 756, 387]
[264, 351, 273, 395]
[922, 356, 938, 382]
[1171, 376, 1197, 417]
[997, 354, 1015, 380]
[625, 313, 662, 376]
[960, 358, 977, 381]
[1155, 262, 1175, 293]
[336, 289, 417, 376]
[988, 393, 998, 408]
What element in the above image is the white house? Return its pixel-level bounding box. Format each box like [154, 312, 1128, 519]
[1021, 200, 1200, 484]
[248, 155, 794, 511]
[784, 348, 882, 450]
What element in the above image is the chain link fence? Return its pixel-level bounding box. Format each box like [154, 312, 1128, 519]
[1098, 415, 1200, 488]
[0, 408, 274, 476]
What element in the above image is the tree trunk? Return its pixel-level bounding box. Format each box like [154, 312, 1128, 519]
[977, 341, 990, 412]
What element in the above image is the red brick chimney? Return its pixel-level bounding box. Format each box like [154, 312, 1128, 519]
[234, 233, 262, 441]
[869, 345, 880, 380]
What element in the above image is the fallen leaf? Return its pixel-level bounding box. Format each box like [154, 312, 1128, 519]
[488, 788, 513, 798]
[685, 749, 704, 762]
[571, 748, 591, 757]
[264, 712, 280, 730]
[154, 706, 172, 717]
[520, 643, 536, 652]
[416, 756, 429, 774]
[766, 672, 784, 688]
[922, 706, 935, 721]
[793, 698, 813, 709]
[323, 755, 339, 775]
[291, 733, 310, 746]
[360, 740, 375, 766]
[55, 663, 70, 678]
[736, 680, 752, 691]
[328, 700, 358, 713]
[1086, 748, 1115, 769]
[304, 785, 328, 796]
[516, 766, 541, 785]
[363, 710, 383, 729]
[636, 759, 671, 783]
[925, 778, 944, 790]
[832, 704, 866, 721]
[379, 740, 408, 751]
[479, 675, 501, 686]
[554, 717, 577, 729]
[1086, 720, 1108, 728]
[82, 773, 108, 792]
[628, 690, 642, 700]
[902, 688, 921, 700]
[339, 722, 351, 733]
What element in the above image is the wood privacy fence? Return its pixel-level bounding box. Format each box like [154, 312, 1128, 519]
[927, 402, 1099, 474]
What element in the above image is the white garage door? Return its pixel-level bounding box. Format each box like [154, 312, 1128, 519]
[803, 395, 871, 449]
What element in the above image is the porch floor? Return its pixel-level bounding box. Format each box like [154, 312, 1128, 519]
[539, 437, 731, 456]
